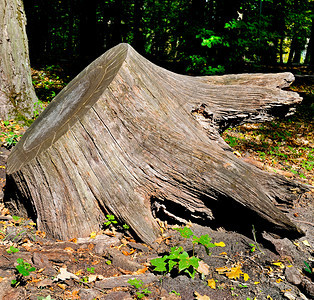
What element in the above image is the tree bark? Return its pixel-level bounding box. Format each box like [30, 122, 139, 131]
[4, 44, 310, 247]
[0, 0, 37, 120]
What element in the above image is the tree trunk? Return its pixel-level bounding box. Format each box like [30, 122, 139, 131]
[0, 0, 37, 120]
[4, 44, 310, 247]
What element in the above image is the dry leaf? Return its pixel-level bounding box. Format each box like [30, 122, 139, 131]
[197, 260, 210, 276]
[243, 273, 249, 281]
[53, 267, 79, 281]
[75, 270, 83, 276]
[90, 231, 97, 239]
[69, 238, 78, 243]
[219, 252, 227, 256]
[57, 283, 67, 290]
[132, 267, 148, 275]
[225, 265, 243, 279]
[215, 266, 229, 274]
[208, 278, 216, 289]
[194, 291, 210, 300]
[92, 260, 100, 265]
[272, 262, 285, 269]
[302, 240, 311, 247]
[64, 247, 75, 253]
[214, 242, 225, 247]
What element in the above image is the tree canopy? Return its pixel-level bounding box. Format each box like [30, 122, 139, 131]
[23, 0, 314, 75]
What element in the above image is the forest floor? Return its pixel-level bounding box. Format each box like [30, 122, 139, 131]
[0, 67, 313, 300]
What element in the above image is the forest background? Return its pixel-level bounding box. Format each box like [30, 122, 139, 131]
[23, 0, 314, 77]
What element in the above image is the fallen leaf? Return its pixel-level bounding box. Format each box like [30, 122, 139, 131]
[225, 265, 243, 279]
[91, 260, 100, 265]
[57, 283, 66, 290]
[53, 267, 79, 281]
[132, 267, 148, 275]
[243, 273, 249, 281]
[214, 242, 225, 247]
[208, 278, 216, 289]
[194, 291, 210, 300]
[276, 278, 282, 283]
[215, 266, 229, 274]
[197, 260, 210, 276]
[302, 240, 311, 247]
[75, 270, 83, 276]
[254, 281, 260, 285]
[219, 252, 227, 256]
[64, 247, 75, 253]
[69, 238, 77, 243]
[90, 231, 97, 239]
[272, 262, 285, 269]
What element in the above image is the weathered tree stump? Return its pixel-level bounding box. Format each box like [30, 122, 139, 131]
[5, 44, 310, 246]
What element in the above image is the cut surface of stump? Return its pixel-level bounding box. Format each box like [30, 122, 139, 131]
[5, 43, 310, 246]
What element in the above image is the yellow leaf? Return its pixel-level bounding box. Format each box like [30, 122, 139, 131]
[267, 295, 273, 300]
[69, 238, 78, 243]
[75, 269, 83, 276]
[243, 273, 249, 281]
[57, 283, 66, 290]
[214, 242, 225, 247]
[194, 291, 210, 300]
[28, 222, 36, 226]
[90, 231, 97, 239]
[272, 262, 284, 269]
[254, 281, 260, 285]
[208, 278, 216, 289]
[276, 278, 282, 283]
[219, 252, 227, 256]
[215, 266, 229, 274]
[302, 240, 311, 247]
[225, 265, 243, 279]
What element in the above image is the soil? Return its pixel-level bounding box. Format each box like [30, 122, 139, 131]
[0, 146, 313, 300]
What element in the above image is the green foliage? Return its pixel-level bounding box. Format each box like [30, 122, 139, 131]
[170, 290, 180, 296]
[103, 214, 118, 227]
[151, 246, 200, 279]
[6, 246, 20, 254]
[127, 278, 152, 299]
[303, 261, 312, 274]
[87, 267, 95, 274]
[12, 258, 36, 287]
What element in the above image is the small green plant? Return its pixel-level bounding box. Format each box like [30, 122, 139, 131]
[170, 290, 180, 296]
[303, 261, 312, 275]
[33, 100, 44, 118]
[150, 246, 200, 279]
[106, 260, 112, 265]
[249, 243, 256, 253]
[127, 278, 152, 299]
[174, 226, 217, 255]
[87, 267, 95, 274]
[103, 214, 118, 227]
[6, 245, 19, 254]
[11, 258, 36, 287]
[123, 223, 130, 230]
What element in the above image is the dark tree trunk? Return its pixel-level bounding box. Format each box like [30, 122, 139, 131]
[5, 44, 310, 247]
[0, 0, 37, 120]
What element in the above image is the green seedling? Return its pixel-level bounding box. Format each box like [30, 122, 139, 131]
[106, 260, 112, 265]
[150, 246, 200, 279]
[12, 258, 36, 287]
[6, 246, 19, 254]
[249, 243, 256, 253]
[170, 290, 180, 296]
[87, 267, 95, 274]
[103, 214, 118, 227]
[174, 226, 217, 255]
[127, 278, 152, 299]
[303, 261, 312, 274]
[123, 224, 130, 230]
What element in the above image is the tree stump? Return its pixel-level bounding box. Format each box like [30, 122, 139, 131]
[5, 43, 310, 246]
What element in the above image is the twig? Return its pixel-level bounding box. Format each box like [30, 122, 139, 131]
[252, 225, 265, 255]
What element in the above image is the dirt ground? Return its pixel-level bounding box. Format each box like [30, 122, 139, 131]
[0, 145, 313, 300]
